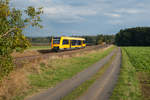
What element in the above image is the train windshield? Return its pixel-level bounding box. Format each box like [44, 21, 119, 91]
[53, 37, 60, 44]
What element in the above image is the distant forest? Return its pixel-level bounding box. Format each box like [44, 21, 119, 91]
[27, 35, 115, 46]
[28, 27, 150, 46]
[115, 27, 150, 46]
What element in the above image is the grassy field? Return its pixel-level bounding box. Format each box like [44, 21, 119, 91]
[124, 47, 150, 71]
[111, 47, 150, 100]
[12, 46, 116, 100]
[11, 46, 51, 58]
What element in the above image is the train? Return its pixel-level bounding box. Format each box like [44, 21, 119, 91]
[51, 36, 86, 51]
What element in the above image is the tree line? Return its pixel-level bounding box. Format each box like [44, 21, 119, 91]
[22, 27, 150, 47]
[115, 27, 150, 46]
[27, 34, 115, 46]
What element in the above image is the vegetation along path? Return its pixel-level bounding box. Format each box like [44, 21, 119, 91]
[77, 48, 121, 100]
[26, 47, 119, 100]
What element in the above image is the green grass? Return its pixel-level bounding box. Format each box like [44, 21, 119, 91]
[29, 46, 116, 88]
[123, 47, 150, 72]
[28, 46, 51, 50]
[110, 48, 142, 100]
[122, 47, 150, 100]
[62, 52, 117, 100]
[13, 46, 116, 100]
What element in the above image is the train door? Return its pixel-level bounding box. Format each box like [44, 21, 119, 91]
[62, 39, 70, 49]
[81, 40, 83, 47]
[69, 40, 72, 48]
[82, 40, 86, 47]
[51, 37, 53, 48]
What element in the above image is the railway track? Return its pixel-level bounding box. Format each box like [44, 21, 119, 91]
[14, 45, 109, 67]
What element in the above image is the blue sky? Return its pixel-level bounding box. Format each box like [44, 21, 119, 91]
[11, 0, 150, 37]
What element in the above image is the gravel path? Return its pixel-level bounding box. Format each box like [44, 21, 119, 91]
[77, 48, 121, 100]
[26, 48, 117, 100]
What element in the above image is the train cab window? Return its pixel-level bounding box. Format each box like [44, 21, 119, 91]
[63, 40, 69, 45]
[53, 37, 60, 44]
[83, 40, 85, 44]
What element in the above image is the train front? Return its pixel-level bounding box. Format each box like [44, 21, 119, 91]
[51, 37, 61, 51]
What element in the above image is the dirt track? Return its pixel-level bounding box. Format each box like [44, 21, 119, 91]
[77, 48, 121, 100]
[26, 47, 121, 100]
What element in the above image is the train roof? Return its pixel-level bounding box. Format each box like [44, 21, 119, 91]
[54, 36, 85, 40]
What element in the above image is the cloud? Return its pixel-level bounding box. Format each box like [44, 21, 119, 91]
[29, 0, 52, 4]
[43, 5, 98, 23]
[104, 13, 121, 18]
[29, 0, 38, 3]
[114, 8, 143, 14]
[44, 6, 97, 16]
[108, 20, 123, 25]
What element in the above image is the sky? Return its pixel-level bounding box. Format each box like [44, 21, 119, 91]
[11, 0, 150, 37]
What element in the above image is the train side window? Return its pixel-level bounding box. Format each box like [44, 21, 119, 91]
[72, 40, 76, 46]
[78, 40, 81, 45]
[63, 40, 69, 45]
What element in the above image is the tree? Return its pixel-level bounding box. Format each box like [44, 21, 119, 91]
[96, 34, 115, 45]
[0, 0, 43, 79]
